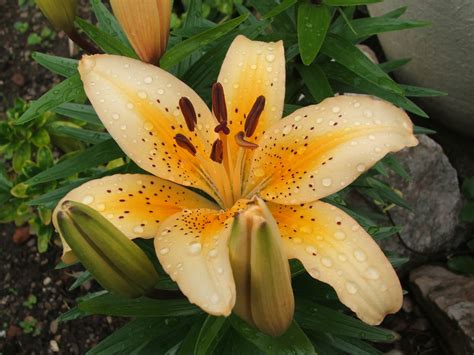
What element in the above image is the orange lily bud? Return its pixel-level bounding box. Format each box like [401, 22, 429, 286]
[110, 0, 171, 64]
[36, 0, 77, 34]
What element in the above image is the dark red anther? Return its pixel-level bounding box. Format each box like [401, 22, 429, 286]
[244, 95, 265, 137]
[179, 97, 197, 132]
[174, 134, 196, 155]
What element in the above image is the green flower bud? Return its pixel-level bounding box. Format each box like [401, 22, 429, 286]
[35, 0, 77, 34]
[56, 201, 158, 298]
[229, 197, 294, 337]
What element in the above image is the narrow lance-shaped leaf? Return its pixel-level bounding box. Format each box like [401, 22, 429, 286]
[75, 17, 137, 58]
[25, 139, 124, 186]
[48, 123, 110, 144]
[321, 34, 404, 95]
[160, 14, 249, 69]
[298, 3, 331, 65]
[262, 0, 297, 20]
[194, 316, 229, 355]
[32, 52, 78, 78]
[323, 0, 382, 5]
[297, 63, 334, 102]
[53, 103, 102, 126]
[16, 74, 84, 125]
[90, 0, 131, 45]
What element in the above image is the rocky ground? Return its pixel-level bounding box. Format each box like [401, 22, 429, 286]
[1, 0, 473, 354]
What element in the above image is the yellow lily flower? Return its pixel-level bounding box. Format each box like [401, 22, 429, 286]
[53, 35, 418, 331]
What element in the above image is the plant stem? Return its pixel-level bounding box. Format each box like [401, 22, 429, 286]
[67, 28, 100, 54]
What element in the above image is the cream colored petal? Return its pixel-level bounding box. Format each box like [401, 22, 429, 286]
[53, 174, 217, 263]
[154, 202, 249, 316]
[78, 54, 223, 202]
[218, 35, 285, 140]
[245, 95, 418, 204]
[270, 201, 403, 325]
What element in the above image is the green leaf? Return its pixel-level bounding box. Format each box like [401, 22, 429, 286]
[297, 63, 334, 102]
[382, 154, 410, 180]
[334, 17, 430, 41]
[379, 58, 411, 73]
[12, 143, 31, 173]
[68, 271, 93, 291]
[322, 61, 428, 117]
[388, 255, 409, 268]
[400, 84, 447, 97]
[25, 139, 124, 186]
[75, 17, 137, 58]
[363, 177, 411, 210]
[78, 293, 201, 317]
[295, 299, 398, 342]
[16, 74, 85, 125]
[323, 0, 382, 5]
[462, 177, 474, 200]
[28, 178, 88, 208]
[325, 335, 383, 355]
[461, 201, 474, 223]
[230, 316, 316, 354]
[87, 317, 191, 355]
[48, 123, 110, 144]
[447, 256, 474, 276]
[90, 0, 130, 45]
[31, 128, 51, 147]
[298, 3, 331, 65]
[413, 125, 436, 135]
[263, 0, 297, 20]
[321, 34, 403, 95]
[37, 146, 54, 170]
[194, 316, 229, 354]
[32, 52, 78, 77]
[37, 225, 53, 253]
[160, 14, 249, 70]
[53, 103, 102, 126]
[381, 6, 408, 19]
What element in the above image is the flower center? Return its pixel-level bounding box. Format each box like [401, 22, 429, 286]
[173, 82, 266, 209]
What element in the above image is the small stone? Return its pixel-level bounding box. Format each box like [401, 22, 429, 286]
[6, 325, 22, 339]
[43, 277, 52, 286]
[11, 72, 25, 86]
[50, 339, 60, 352]
[50, 320, 58, 334]
[12, 226, 30, 245]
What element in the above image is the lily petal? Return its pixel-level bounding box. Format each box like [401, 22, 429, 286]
[270, 200, 403, 325]
[217, 35, 285, 148]
[245, 95, 418, 204]
[53, 174, 217, 263]
[154, 200, 249, 316]
[78, 54, 223, 201]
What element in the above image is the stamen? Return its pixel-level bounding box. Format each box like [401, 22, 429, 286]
[179, 97, 197, 131]
[244, 95, 265, 137]
[235, 131, 259, 149]
[210, 139, 224, 163]
[211, 82, 227, 123]
[174, 134, 196, 156]
[214, 123, 230, 135]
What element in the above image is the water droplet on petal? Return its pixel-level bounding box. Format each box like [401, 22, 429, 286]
[208, 248, 218, 258]
[354, 250, 367, 262]
[334, 231, 346, 240]
[82, 195, 94, 205]
[250, 64, 257, 70]
[112, 113, 120, 120]
[282, 125, 292, 134]
[188, 241, 202, 255]
[346, 281, 358, 294]
[127, 103, 134, 109]
[321, 257, 333, 267]
[144, 122, 154, 131]
[293, 237, 302, 244]
[322, 178, 332, 187]
[305, 246, 317, 255]
[364, 267, 380, 280]
[96, 203, 105, 211]
[356, 164, 366, 172]
[158, 89, 165, 95]
[266, 54, 275, 62]
[211, 294, 220, 304]
[332, 106, 341, 113]
[144, 76, 153, 84]
[160, 247, 169, 255]
[137, 91, 147, 99]
[364, 110, 373, 118]
[133, 225, 144, 234]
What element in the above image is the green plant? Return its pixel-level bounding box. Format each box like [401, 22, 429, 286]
[19, 316, 41, 336]
[0, 98, 106, 252]
[12, 0, 446, 352]
[23, 294, 38, 309]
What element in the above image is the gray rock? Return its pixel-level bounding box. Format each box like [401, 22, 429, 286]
[369, 1, 474, 137]
[380, 135, 463, 266]
[410, 265, 474, 354]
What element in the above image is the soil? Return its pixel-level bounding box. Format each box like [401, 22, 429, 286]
[0, 0, 465, 354]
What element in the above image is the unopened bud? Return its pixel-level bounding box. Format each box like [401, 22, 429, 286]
[110, 0, 171, 64]
[229, 197, 294, 336]
[36, 0, 77, 34]
[56, 201, 158, 298]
